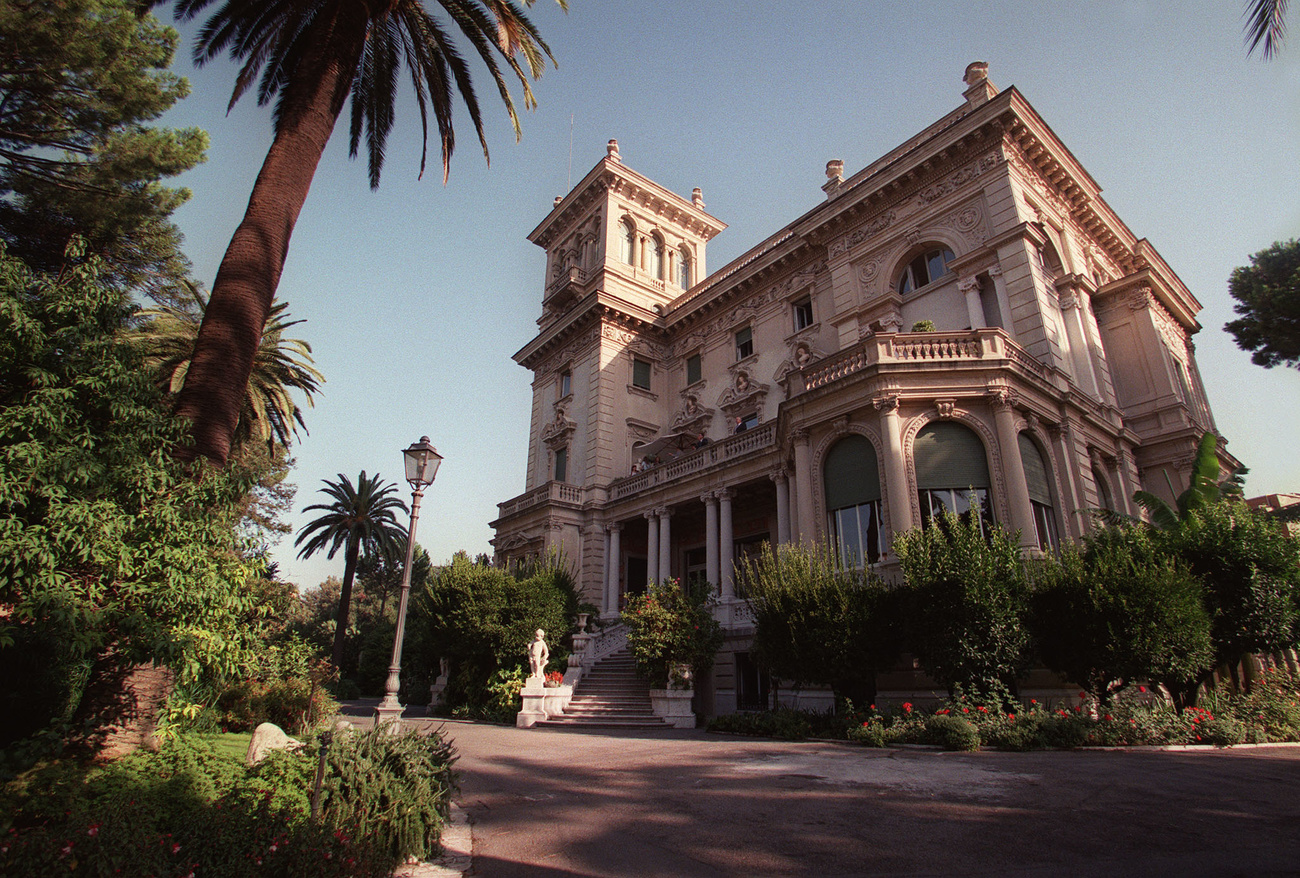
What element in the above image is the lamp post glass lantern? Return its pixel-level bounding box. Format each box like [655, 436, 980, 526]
[375, 437, 442, 728]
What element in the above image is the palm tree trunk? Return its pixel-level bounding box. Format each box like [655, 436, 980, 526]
[174, 2, 370, 464]
[332, 537, 362, 673]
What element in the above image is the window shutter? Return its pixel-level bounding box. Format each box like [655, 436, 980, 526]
[1018, 433, 1053, 505]
[823, 435, 881, 510]
[914, 422, 990, 489]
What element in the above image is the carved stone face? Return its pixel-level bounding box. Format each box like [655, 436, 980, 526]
[735, 372, 749, 392]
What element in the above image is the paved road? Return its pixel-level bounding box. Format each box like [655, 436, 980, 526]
[415, 720, 1300, 878]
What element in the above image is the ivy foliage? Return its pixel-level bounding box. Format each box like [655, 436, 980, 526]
[739, 542, 898, 707]
[0, 244, 261, 742]
[893, 511, 1032, 700]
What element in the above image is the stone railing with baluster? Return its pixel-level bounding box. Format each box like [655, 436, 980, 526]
[610, 423, 777, 500]
[496, 480, 585, 520]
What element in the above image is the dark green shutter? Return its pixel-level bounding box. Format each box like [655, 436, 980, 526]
[914, 422, 990, 489]
[823, 435, 881, 510]
[1018, 433, 1052, 505]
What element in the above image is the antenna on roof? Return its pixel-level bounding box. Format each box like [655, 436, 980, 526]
[567, 113, 574, 189]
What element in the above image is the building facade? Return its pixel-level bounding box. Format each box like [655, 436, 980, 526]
[491, 63, 1227, 714]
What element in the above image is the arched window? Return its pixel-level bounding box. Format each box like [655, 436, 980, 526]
[896, 246, 956, 295]
[678, 246, 692, 287]
[1093, 465, 1114, 513]
[824, 435, 885, 566]
[619, 219, 635, 265]
[1018, 432, 1059, 550]
[914, 421, 993, 528]
[650, 233, 665, 279]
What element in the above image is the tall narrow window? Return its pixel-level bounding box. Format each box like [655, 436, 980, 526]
[792, 297, 813, 331]
[735, 326, 754, 360]
[1093, 465, 1114, 512]
[632, 357, 652, 390]
[559, 369, 571, 398]
[619, 219, 635, 265]
[678, 246, 692, 287]
[1018, 432, 1059, 550]
[914, 421, 993, 529]
[686, 353, 702, 385]
[554, 448, 568, 483]
[824, 435, 886, 566]
[650, 233, 665, 279]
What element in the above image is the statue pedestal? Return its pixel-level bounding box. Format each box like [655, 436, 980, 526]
[649, 688, 696, 729]
[517, 680, 548, 728]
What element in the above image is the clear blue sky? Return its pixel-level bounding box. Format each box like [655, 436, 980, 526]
[153, 2, 1300, 590]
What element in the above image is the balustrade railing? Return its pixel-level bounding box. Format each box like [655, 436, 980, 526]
[497, 480, 584, 519]
[610, 422, 777, 500]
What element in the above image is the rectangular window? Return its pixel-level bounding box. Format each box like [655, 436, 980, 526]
[554, 447, 568, 483]
[632, 357, 652, 390]
[792, 298, 813, 331]
[559, 369, 571, 398]
[734, 412, 759, 433]
[686, 353, 702, 385]
[735, 326, 753, 360]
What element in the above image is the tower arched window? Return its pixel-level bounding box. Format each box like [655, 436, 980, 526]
[914, 421, 993, 528]
[619, 219, 635, 265]
[824, 435, 886, 566]
[896, 245, 955, 295]
[650, 233, 665, 280]
[678, 246, 692, 287]
[1018, 432, 1059, 550]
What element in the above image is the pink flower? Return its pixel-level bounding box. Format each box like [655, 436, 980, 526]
[87, 823, 100, 837]
[172, 843, 182, 854]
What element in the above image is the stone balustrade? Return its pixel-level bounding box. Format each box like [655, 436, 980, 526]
[610, 422, 777, 500]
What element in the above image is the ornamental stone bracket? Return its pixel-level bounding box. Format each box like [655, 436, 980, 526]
[670, 392, 715, 435]
[716, 370, 770, 418]
[541, 406, 577, 450]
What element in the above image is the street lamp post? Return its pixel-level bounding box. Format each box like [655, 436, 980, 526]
[375, 436, 442, 729]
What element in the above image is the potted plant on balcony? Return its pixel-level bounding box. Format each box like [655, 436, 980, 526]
[910, 320, 937, 332]
[621, 579, 723, 728]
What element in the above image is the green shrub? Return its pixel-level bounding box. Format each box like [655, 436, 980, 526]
[924, 714, 980, 751]
[708, 709, 814, 740]
[847, 718, 889, 747]
[622, 580, 723, 689]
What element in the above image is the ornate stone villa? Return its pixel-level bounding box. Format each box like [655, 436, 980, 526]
[491, 62, 1229, 714]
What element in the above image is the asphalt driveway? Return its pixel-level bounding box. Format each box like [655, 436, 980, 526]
[419, 720, 1300, 878]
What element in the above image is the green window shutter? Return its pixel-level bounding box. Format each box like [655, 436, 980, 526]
[1018, 432, 1053, 505]
[823, 435, 881, 510]
[914, 422, 990, 489]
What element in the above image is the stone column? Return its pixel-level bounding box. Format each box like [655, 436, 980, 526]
[960, 276, 985, 330]
[772, 470, 791, 544]
[874, 393, 914, 538]
[1048, 422, 1084, 540]
[602, 527, 613, 613]
[645, 511, 659, 586]
[657, 506, 672, 585]
[718, 489, 735, 599]
[988, 265, 1012, 333]
[990, 388, 1039, 550]
[1060, 292, 1100, 397]
[703, 493, 720, 590]
[792, 429, 816, 544]
[607, 524, 622, 614]
[1112, 449, 1138, 518]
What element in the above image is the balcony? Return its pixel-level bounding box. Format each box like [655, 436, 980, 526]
[610, 422, 778, 500]
[496, 480, 585, 520]
[797, 328, 1050, 393]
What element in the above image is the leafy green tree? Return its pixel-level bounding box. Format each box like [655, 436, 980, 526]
[622, 579, 723, 690]
[893, 511, 1032, 699]
[294, 472, 408, 671]
[410, 552, 578, 712]
[130, 282, 324, 455]
[1030, 526, 1213, 707]
[1131, 432, 1238, 530]
[0, 0, 207, 299]
[1245, 0, 1288, 58]
[0, 242, 261, 746]
[1224, 238, 1300, 370]
[144, 0, 565, 464]
[739, 542, 898, 708]
[1156, 503, 1300, 691]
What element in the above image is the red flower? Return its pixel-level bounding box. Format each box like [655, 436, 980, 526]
[902, 702, 913, 713]
[978, 706, 988, 713]
[1008, 713, 1016, 721]
[1138, 685, 1147, 693]
[962, 707, 970, 714]
[1104, 714, 1113, 721]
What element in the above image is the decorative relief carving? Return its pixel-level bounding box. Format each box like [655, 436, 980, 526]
[935, 398, 958, 419]
[626, 420, 658, 446]
[1147, 294, 1190, 358]
[872, 393, 900, 413]
[540, 407, 577, 449]
[536, 324, 600, 375]
[774, 339, 825, 387]
[602, 323, 666, 360]
[855, 259, 879, 285]
[828, 212, 896, 259]
[716, 370, 770, 418]
[1126, 287, 1154, 311]
[987, 386, 1018, 412]
[669, 392, 714, 436]
[958, 276, 980, 296]
[935, 202, 990, 246]
[916, 152, 1002, 204]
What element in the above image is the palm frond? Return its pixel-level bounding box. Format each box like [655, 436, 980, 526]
[1245, 0, 1288, 58]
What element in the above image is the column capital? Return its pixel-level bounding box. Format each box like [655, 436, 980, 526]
[1047, 419, 1070, 441]
[769, 468, 789, 485]
[605, 522, 623, 533]
[701, 492, 718, 506]
[987, 386, 1018, 413]
[872, 392, 900, 413]
[791, 427, 811, 445]
[958, 275, 980, 295]
[715, 487, 734, 502]
[644, 510, 657, 522]
[1059, 293, 1080, 311]
[988, 264, 1004, 279]
[654, 505, 670, 518]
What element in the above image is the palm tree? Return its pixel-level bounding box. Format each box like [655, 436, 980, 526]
[130, 281, 325, 455]
[1133, 432, 1242, 530]
[295, 471, 409, 670]
[148, 0, 564, 464]
[1245, 0, 1288, 58]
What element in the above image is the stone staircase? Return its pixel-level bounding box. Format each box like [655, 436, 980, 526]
[537, 648, 669, 730]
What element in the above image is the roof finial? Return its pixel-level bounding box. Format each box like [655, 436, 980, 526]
[607, 139, 621, 162]
[962, 61, 997, 108]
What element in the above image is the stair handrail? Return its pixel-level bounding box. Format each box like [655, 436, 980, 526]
[584, 622, 629, 665]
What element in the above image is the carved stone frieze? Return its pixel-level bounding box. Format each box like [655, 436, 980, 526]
[935, 201, 990, 246]
[916, 152, 1002, 205]
[828, 211, 896, 259]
